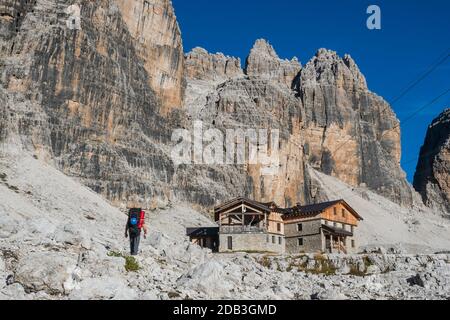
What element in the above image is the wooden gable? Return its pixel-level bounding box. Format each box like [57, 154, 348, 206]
[214, 197, 270, 221]
[320, 201, 362, 226]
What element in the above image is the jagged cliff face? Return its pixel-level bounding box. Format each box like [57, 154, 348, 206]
[0, 1, 415, 209]
[184, 40, 414, 207]
[116, 0, 185, 114]
[185, 47, 243, 82]
[414, 109, 450, 214]
[0, 0, 185, 208]
[296, 48, 413, 207]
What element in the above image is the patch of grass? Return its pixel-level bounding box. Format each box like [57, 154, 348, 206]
[258, 255, 272, 269]
[349, 265, 366, 277]
[310, 258, 336, 276]
[287, 255, 336, 275]
[345, 257, 373, 277]
[287, 258, 308, 272]
[107, 251, 122, 258]
[107, 251, 140, 272]
[314, 253, 327, 262]
[124, 256, 140, 272]
[363, 256, 373, 268]
[276, 262, 283, 272]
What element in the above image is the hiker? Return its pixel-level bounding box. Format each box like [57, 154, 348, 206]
[125, 208, 148, 256]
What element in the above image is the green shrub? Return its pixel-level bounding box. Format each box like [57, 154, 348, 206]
[363, 256, 373, 268]
[107, 251, 140, 272]
[125, 256, 140, 272]
[107, 251, 122, 258]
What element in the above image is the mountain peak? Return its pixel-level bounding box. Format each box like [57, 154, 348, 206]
[185, 47, 243, 81]
[245, 39, 301, 87]
[301, 48, 367, 90]
[249, 39, 279, 58]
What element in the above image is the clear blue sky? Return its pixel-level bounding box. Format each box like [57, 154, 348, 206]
[172, 0, 450, 182]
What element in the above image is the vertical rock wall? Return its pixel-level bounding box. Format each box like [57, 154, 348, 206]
[414, 109, 450, 213]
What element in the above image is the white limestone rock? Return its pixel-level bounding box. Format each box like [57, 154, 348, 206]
[14, 251, 78, 295]
[69, 277, 138, 300]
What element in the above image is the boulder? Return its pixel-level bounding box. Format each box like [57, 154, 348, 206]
[15, 251, 78, 295]
[313, 289, 348, 300]
[0, 283, 28, 300]
[53, 224, 92, 249]
[177, 259, 241, 299]
[366, 265, 381, 275]
[69, 277, 138, 300]
[0, 213, 19, 239]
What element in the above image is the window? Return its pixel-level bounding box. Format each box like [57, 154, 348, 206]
[342, 209, 346, 218]
[278, 237, 282, 245]
[333, 222, 337, 227]
[266, 235, 270, 243]
[351, 240, 355, 248]
[227, 236, 233, 250]
[297, 224, 303, 232]
[334, 207, 337, 215]
[298, 238, 304, 246]
[277, 223, 281, 232]
[272, 236, 275, 244]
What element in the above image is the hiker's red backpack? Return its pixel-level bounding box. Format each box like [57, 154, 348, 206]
[128, 208, 145, 235]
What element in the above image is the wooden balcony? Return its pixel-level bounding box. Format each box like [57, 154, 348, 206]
[220, 225, 266, 234]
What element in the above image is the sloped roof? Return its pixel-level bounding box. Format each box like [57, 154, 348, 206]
[214, 197, 271, 214]
[322, 224, 353, 237]
[214, 198, 363, 220]
[281, 199, 363, 220]
[278, 200, 340, 216]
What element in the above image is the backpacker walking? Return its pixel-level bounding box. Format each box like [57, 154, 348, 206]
[125, 208, 148, 256]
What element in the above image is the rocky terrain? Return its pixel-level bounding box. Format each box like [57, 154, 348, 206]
[0, 0, 449, 300]
[0, 151, 449, 300]
[414, 109, 450, 214]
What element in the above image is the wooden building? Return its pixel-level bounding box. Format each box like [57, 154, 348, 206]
[214, 197, 285, 253]
[278, 200, 363, 254]
[187, 198, 363, 254]
[186, 227, 219, 252]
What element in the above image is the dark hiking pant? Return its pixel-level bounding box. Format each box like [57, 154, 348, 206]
[129, 232, 141, 256]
